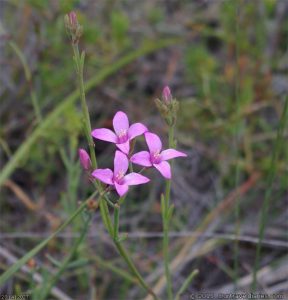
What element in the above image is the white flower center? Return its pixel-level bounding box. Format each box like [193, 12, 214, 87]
[151, 150, 161, 164]
[117, 129, 128, 143]
[114, 171, 125, 184]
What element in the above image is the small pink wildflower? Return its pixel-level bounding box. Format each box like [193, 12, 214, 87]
[91, 111, 147, 154]
[162, 86, 172, 104]
[78, 148, 91, 170]
[130, 132, 187, 179]
[92, 150, 150, 196]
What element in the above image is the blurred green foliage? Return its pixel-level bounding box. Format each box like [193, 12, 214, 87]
[1, 0, 287, 298]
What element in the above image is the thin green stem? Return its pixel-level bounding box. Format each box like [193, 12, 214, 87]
[99, 201, 159, 299]
[114, 241, 160, 300]
[252, 96, 288, 290]
[163, 124, 175, 300]
[98, 192, 158, 299]
[91, 256, 138, 284]
[99, 198, 114, 237]
[108, 197, 159, 299]
[72, 44, 97, 169]
[175, 269, 199, 300]
[113, 203, 120, 240]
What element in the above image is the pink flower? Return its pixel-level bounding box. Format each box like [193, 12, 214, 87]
[79, 148, 91, 170]
[92, 150, 150, 196]
[91, 111, 147, 154]
[130, 132, 187, 179]
[162, 86, 172, 104]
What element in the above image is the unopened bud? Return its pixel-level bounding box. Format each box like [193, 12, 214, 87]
[79, 149, 91, 170]
[162, 86, 172, 104]
[155, 86, 179, 126]
[64, 11, 82, 44]
[68, 11, 77, 28]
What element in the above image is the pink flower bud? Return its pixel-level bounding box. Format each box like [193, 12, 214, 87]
[68, 11, 78, 27]
[162, 86, 172, 104]
[79, 149, 91, 170]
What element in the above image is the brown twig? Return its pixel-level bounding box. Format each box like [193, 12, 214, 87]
[4, 180, 60, 229]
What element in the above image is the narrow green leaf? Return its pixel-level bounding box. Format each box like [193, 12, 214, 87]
[160, 194, 166, 222]
[252, 96, 288, 290]
[167, 204, 174, 221]
[113, 204, 120, 240]
[175, 269, 199, 300]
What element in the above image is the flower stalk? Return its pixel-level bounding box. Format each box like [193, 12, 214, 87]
[158, 87, 179, 300]
[162, 123, 175, 300]
[72, 44, 97, 169]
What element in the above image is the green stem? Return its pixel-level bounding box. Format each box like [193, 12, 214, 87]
[252, 96, 288, 290]
[114, 241, 159, 300]
[99, 201, 159, 299]
[175, 269, 199, 300]
[72, 44, 97, 169]
[99, 198, 114, 237]
[163, 125, 175, 300]
[113, 203, 120, 240]
[0, 190, 98, 285]
[109, 198, 159, 299]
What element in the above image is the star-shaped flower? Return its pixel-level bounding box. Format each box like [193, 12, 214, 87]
[130, 132, 187, 179]
[92, 150, 150, 196]
[91, 111, 147, 154]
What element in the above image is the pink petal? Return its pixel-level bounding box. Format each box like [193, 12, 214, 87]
[113, 111, 129, 135]
[114, 182, 129, 196]
[161, 149, 187, 161]
[114, 150, 129, 175]
[128, 123, 147, 140]
[78, 148, 91, 170]
[162, 86, 172, 104]
[116, 140, 130, 154]
[130, 151, 152, 167]
[91, 128, 117, 143]
[92, 168, 113, 185]
[124, 173, 150, 186]
[145, 132, 162, 153]
[154, 161, 171, 179]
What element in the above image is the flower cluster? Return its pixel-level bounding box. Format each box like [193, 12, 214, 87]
[79, 110, 186, 197]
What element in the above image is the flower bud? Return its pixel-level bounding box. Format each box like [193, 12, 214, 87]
[64, 11, 82, 44]
[68, 11, 77, 28]
[79, 148, 91, 170]
[162, 86, 172, 104]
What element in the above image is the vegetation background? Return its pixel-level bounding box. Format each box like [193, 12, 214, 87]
[0, 0, 287, 299]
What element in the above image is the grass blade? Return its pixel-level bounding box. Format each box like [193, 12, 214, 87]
[252, 96, 288, 290]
